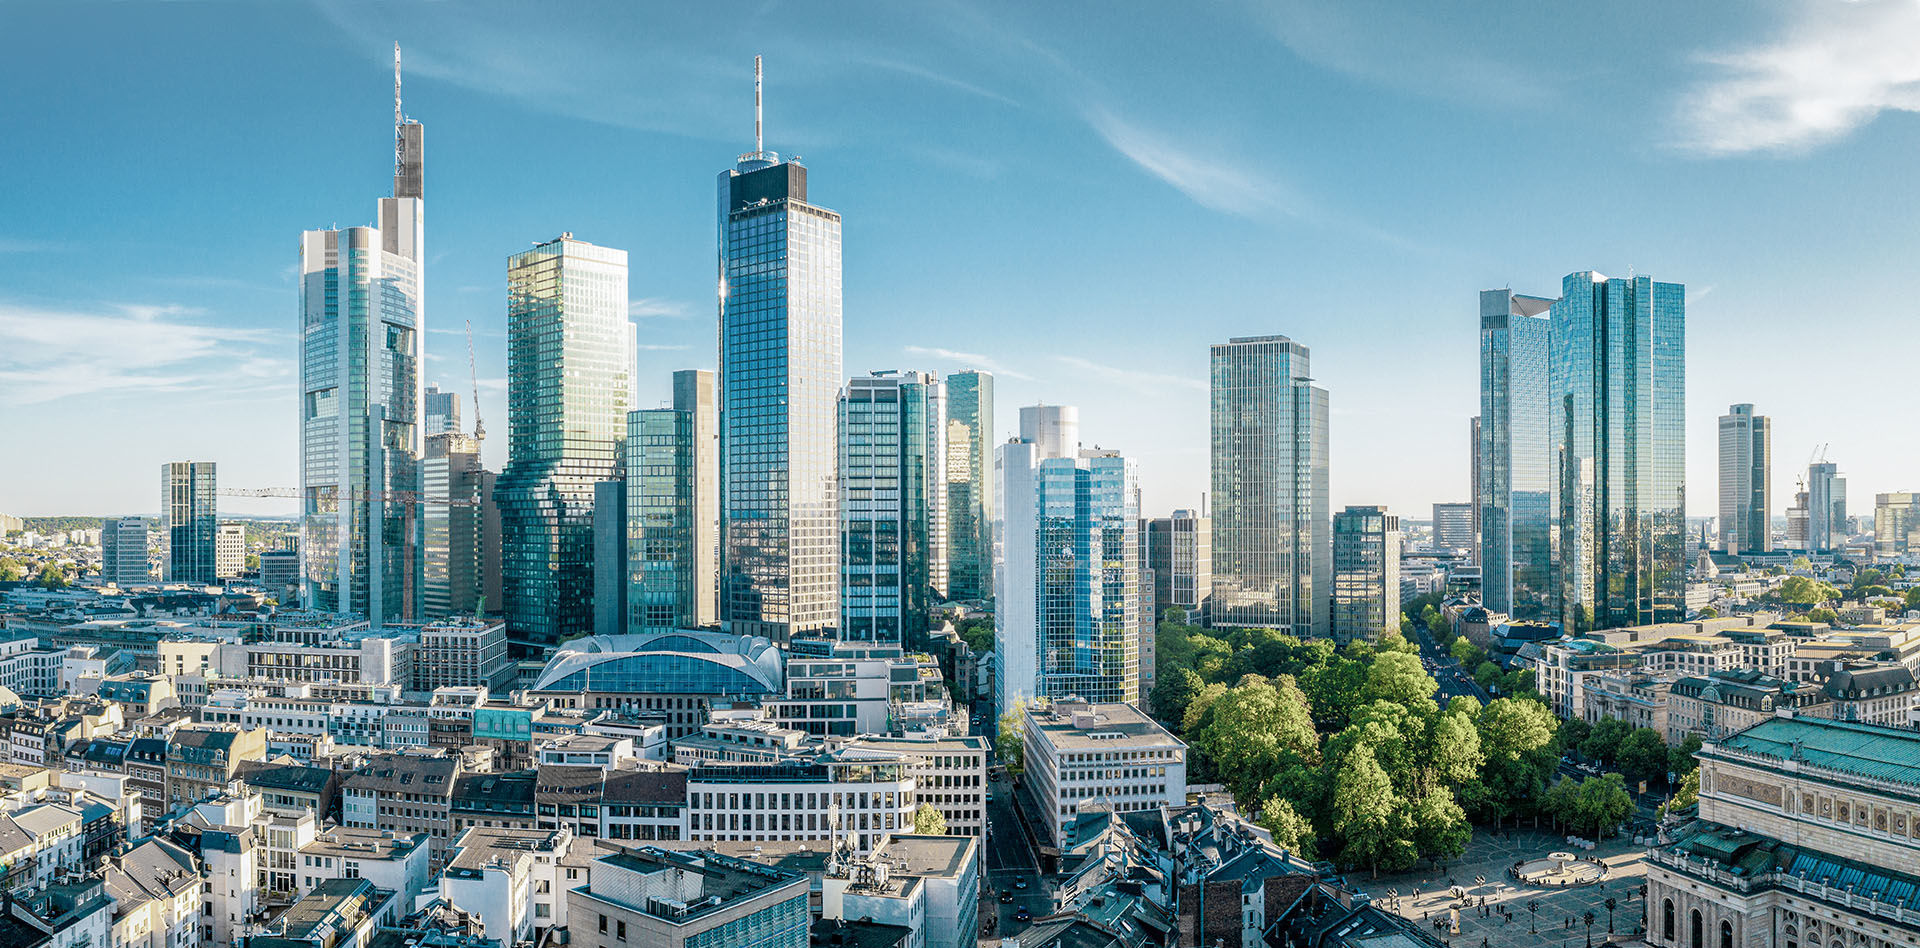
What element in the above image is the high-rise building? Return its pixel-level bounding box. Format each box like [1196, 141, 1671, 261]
[259, 548, 300, 603]
[1208, 335, 1329, 637]
[1469, 415, 1482, 566]
[100, 516, 150, 587]
[160, 461, 217, 584]
[215, 522, 246, 579]
[1332, 505, 1401, 644]
[1549, 272, 1686, 630]
[1716, 404, 1772, 555]
[1143, 509, 1211, 624]
[593, 479, 627, 637]
[945, 370, 995, 602]
[995, 406, 1140, 710]
[1478, 288, 1556, 621]
[299, 55, 425, 625]
[625, 370, 718, 635]
[1807, 461, 1847, 551]
[421, 432, 489, 618]
[423, 384, 461, 436]
[1786, 487, 1811, 549]
[838, 371, 947, 646]
[1430, 503, 1475, 553]
[1874, 492, 1920, 556]
[496, 235, 632, 644]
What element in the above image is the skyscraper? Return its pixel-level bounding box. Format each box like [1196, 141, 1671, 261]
[1808, 461, 1847, 551]
[1717, 404, 1772, 555]
[717, 59, 843, 642]
[299, 50, 424, 625]
[624, 369, 718, 636]
[1874, 492, 1920, 556]
[945, 370, 995, 601]
[1208, 335, 1330, 637]
[423, 384, 461, 436]
[496, 235, 632, 644]
[1549, 272, 1686, 630]
[1332, 505, 1401, 645]
[1430, 503, 1475, 553]
[215, 523, 245, 579]
[1142, 509, 1211, 624]
[160, 461, 217, 583]
[675, 369, 719, 627]
[1469, 415, 1482, 566]
[1478, 288, 1556, 622]
[593, 479, 627, 636]
[994, 405, 1140, 710]
[421, 431, 488, 618]
[100, 516, 150, 587]
[838, 371, 946, 646]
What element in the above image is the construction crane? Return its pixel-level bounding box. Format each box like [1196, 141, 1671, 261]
[466, 319, 486, 446]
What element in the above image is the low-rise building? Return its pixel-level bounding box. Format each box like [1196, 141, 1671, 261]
[439, 826, 576, 947]
[566, 847, 810, 948]
[1021, 700, 1187, 851]
[1667, 669, 1828, 743]
[340, 754, 461, 868]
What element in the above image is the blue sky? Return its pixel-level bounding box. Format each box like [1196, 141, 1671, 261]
[3, 1, 1918, 521]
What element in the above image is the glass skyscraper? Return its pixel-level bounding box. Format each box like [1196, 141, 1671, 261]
[1332, 505, 1400, 644]
[625, 369, 716, 635]
[299, 83, 424, 625]
[717, 144, 842, 642]
[496, 235, 632, 644]
[945, 370, 995, 601]
[1549, 271, 1686, 630]
[837, 371, 946, 646]
[1478, 289, 1556, 621]
[1717, 404, 1772, 555]
[1807, 461, 1846, 551]
[160, 461, 217, 584]
[421, 432, 486, 618]
[1208, 335, 1329, 637]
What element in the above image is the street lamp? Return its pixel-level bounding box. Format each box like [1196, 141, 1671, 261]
[1604, 897, 1616, 933]
[1583, 910, 1595, 948]
[1528, 899, 1540, 934]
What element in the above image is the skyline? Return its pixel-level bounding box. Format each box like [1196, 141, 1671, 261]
[7, 2, 1920, 521]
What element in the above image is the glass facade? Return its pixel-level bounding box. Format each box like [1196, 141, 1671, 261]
[945, 370, 995, 601]
[299, 209, 422, 626]
[1332, 505, 1400, 644]
[540, 655, 779, 696]
[1717, 404, 1772, 555]
[1478, 289, 1556, 620]
[627, 407, 697, 634]
[160, 461, 217, 583]
[717, 156, 843, 641]
[1807, 462, 1846, 551]
[1208, 335, 1329, 637]
[496, 236, 632, 644]
[1035, 452, 1139, 705]
[837, 372, 945, 646]
[421, 432, 484, 617]
[1549, 272, 1686, 630]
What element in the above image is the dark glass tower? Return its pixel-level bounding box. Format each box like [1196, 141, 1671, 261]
[1478, 289, 1556, 621]
[161, 461, 217, 583]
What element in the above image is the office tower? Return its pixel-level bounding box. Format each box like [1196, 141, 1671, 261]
[423, 383, 461, 436]
[1469, 415, 1482, 565]
[215, 523, 246, 579]
[674, 369, 719, 626]
[945, 370, 996, 601]
[1143, 509, 1211, 623]
[422, 432, 488, 618]
[299, 54, 425, 626]
[259, 548, 300, 603]
[1807, 461, 1847, 551]
[1874, 492, 1920, 555]
[593, 479, 627, 636]
[1478, 288, 1556, 621]
[717, 61, 843, 642]
[160, 461, 217, 583]
[1549, 272, 1686, 630]
[1786, 487, 1811, 548]
[625, 370, 718, 635]
[1716, 404, 1772, 555]
[496, 235, 632, 644]
[100, 516, 150, 586]
[1332, 505, 1401, 645]
[838, 371, 947, 645]
[1208, 335, 1330, 637]
[1137, 520, 1157, 698]
[1430, 503, 1475, 552]
[995, 405, 1140, 711]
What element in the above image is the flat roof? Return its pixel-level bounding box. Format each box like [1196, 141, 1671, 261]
[1025, 703, 1183, 752]
[1714, 716, 1920, 787]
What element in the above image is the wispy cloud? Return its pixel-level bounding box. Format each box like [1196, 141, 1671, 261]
[1672, 1, 1920, 155]
[630, 297, 692, 319]
[902, 345, 1032, 381]
[0, 302, 286, 405]
[1251, 0, 1555, 109]
[1085, 107, 1306, 220]
[1053, 355, 1205, 392]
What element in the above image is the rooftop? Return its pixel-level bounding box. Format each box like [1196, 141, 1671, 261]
[582, 847, 806, 924]
[444, 827, 568, 876]
[1712, 715, 1920, 788]
[1024, 702, 1184, 751]
[302, 826, 426, 861]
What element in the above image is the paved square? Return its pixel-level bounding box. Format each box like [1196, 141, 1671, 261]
[1358, 828, 1651, 948]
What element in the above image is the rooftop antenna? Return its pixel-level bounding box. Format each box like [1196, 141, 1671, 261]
[754, 55, 764, 155]
[393, 43, 404, 178]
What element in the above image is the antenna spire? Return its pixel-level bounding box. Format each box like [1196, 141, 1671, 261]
[394, 42, 402, 129]
[754, 55, 763, 155]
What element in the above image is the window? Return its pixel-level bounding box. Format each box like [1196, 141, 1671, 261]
[616, 920, 627, 942]
[599, 915, 606, 934]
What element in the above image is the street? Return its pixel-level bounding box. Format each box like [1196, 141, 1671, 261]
[1414, 623, 1489, 704]
[978, 772, 1047, 941]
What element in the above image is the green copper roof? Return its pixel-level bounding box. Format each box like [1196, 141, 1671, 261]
[1715, 716, 1920, 787]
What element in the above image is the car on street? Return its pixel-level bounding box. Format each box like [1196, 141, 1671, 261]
[1015, 907, 1031, 923]
[1000, 891, 1014, 904]
[1014, 879, 1029, 890]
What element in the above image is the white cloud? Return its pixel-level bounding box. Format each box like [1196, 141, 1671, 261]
[1084, 107, 1303, 219]
[902, 345, 1032, 381]
[1053, 355, 1205, 392]
[1674, 1, 1920, 155]
[0, 302, 283, 405]
[1252, 0, 1555, 109]
[629, 297, 692, 319]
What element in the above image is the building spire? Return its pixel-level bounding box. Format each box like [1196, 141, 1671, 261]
[754, 54, 763, 156]
[394, 42, 403, 164]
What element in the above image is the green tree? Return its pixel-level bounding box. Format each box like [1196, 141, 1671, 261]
[1150, 666, 1204, 724]
[1555, 717, 1593, 754]
[1541, 776, 1580, 830]
[1570, 774, 1635, 838]
[1331, 745, 1411, 876]
[1361, 652, 1438, 714]
[1667, 769, 1700, 814]
[1181, 682, 1230, 735]
[1805, 607, 1838, 624]
[911, 803, 947, 835]
[1298, 655, 1367, 731]
[1191, 677, 1320, 806]
[1475, 698, 1558, 823]
[1668, 734, 1703, 777]
[1423, 703, 1485, 791]
[1615, 728, 1669, 785]
[1906, 587, 1920, 611]
[1776, 575, 1838, 606]
[35, 563, 69, 589]
[1408, 787, 1471, 867]
[1696, 606, 1718, 619]
[1579, 718, 1633, 763]
[0, 558, 22, 582]
[995, 701, 1027, 776]
[1473, 660, 1502, 689]
[1257, 796, 1318, 860]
